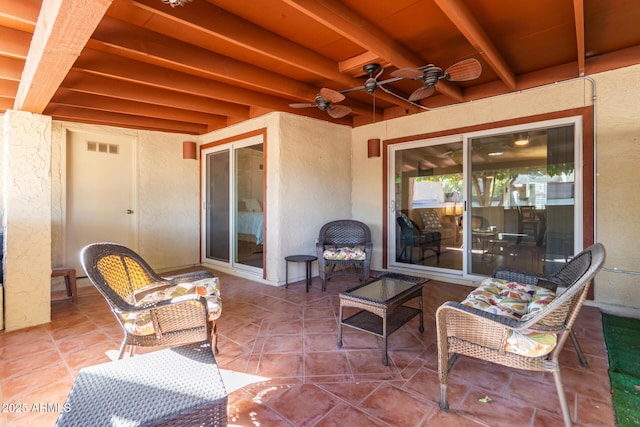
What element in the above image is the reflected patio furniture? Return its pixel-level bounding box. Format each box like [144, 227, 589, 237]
[437, 243, 605, 427]
[81, 243, 221, 359]
[516, 206, 546, 246]
[396, 213, 441, 263]
[316, 219, 372, 292]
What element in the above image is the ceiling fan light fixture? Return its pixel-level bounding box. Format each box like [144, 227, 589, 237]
[161, 0, 192, 7]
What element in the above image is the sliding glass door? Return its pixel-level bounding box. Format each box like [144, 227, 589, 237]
[391, 137, 464, 273]
[468, 121, 580, 276]
[389, 117, 581, 278]
[202, 135, 264, 273]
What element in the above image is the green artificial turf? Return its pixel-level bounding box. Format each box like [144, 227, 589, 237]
[602, 313, 640, 427]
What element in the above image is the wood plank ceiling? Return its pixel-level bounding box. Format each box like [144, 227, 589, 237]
[1, 0, 640, 135]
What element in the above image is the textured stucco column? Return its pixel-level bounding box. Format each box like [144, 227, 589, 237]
[2, 110, 52, 330]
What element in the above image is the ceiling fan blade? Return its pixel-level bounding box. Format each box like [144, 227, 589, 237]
[391, 67, 424, 79]
[445, 58, 482, 81]
[289, 102, 316, 108]
[319, 88, 345, 103]
[408, 86, 435, 102]
[327, 105, 351, 118]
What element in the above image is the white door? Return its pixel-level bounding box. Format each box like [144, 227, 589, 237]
[66, 130, 136, 274]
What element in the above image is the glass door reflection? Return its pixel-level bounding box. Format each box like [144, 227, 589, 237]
[393, 140, 464, 272]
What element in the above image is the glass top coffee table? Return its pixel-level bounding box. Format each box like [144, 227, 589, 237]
[337, 272, 429, 365]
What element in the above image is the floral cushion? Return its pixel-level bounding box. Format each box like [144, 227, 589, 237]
[461, 277, 557, 357]
[420, 210, 443, 229]
[120, 277, 222, 336]
[323, 245, 366, 260]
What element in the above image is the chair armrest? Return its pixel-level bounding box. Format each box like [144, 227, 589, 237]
[437, 301, 521, 328]
[436, 301, 520, 351]
[132, 293, 208, 311]
[163, 270, 214, 284]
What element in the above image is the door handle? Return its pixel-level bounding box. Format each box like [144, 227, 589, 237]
[126, 209, 134, 214]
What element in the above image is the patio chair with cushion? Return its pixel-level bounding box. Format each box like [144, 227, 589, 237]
[436, 243, 605, 427]
[81, 243, 222, 359]
[316, 219, 372, 291]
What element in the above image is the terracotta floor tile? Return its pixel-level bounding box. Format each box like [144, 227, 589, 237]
[257, 353, 304, 378]
[304, 332, 341, 352]
[575, 394, 616, 426]
[359, 382, 435, 426]
[262, 334, 303, 354]
[317, 381, 381, 406]
[0, 275, 617, 426]
[304, 351, 351, 377]
[455, 388, 536, 427]
[314, 402, 389, 427]
[265, 384, 340, 426]
[227, 389, 293, 426]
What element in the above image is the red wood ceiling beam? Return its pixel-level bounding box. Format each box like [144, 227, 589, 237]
[573, 0, 586, 76]
[433, 0, 517, 91]
[72, 50, 351, 124]
[0, 56, 25, 81]
[52, 88, 228, 129]
[282, 0, 463, 102]
[121, 0, 406, 110]
[14, 0, 113, 112]
[44, 104, 209, 134]
[61, 71, 250, 119]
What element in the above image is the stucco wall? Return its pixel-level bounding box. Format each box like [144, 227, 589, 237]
[201, 112, 352, 285]
[3, 111, 52, 330]
[352, 64, 640, 315]
[50, 121, 201, 273]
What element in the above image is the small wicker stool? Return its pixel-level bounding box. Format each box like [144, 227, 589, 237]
[56, 341, 227, 426]
[52, 267, 77, 303]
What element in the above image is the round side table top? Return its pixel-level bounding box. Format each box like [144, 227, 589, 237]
[285, 255, 317, 262]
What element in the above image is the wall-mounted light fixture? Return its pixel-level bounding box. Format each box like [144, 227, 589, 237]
[367, 138, 381, 158]
[514, 133, 530, 146]
[183, 141, 197, 160]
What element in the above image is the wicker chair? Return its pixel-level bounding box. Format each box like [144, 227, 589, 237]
[316, 220, 372, 291]
[81, 243, 221, 359]
[436, 243, 605, 427]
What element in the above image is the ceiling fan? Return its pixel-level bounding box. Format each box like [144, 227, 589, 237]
[341, 63, 400, 95]
[391, 58, 482, 101]
[289, 88, 352, 118]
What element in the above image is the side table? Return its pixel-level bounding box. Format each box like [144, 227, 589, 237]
[285, 255, 317, 292]
[56, 342, 227, 426]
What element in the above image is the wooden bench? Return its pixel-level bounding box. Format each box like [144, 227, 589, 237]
[51, 267, 77, 303]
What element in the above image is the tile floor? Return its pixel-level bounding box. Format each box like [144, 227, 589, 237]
[0, 270, 615, 426]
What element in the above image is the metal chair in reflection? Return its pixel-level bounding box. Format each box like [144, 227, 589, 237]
[396, 213, 441, 264]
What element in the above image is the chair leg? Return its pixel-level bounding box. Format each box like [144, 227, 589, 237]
[569, 329, 588, 368]
[439, 384, 449, 410]
[117, 341, 129, 360]
[211, 321, 219, 355]
[553, 370, 573, 427]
